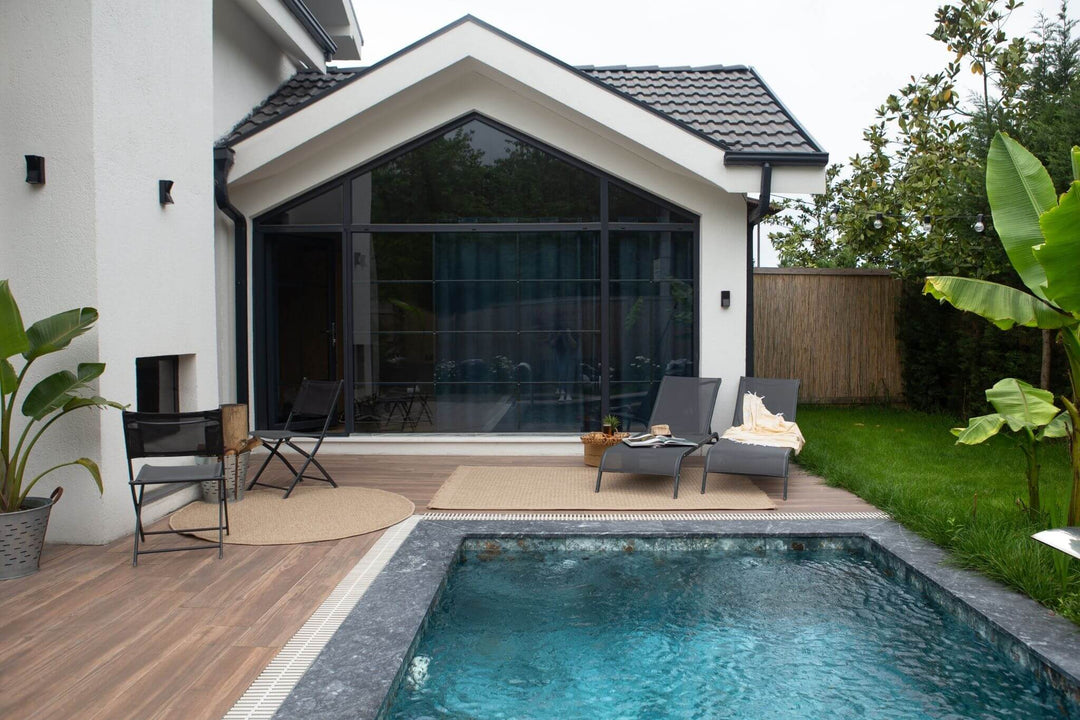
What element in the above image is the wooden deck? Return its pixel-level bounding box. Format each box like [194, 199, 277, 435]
[0, 455, 875, 720]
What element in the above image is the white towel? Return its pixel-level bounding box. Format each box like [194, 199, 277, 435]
[721, 392, 805, 454]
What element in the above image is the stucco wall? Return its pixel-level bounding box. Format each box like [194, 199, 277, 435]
[0, 0, 104, 542]
[213, 0, 297, 140]
[2, 1, 228, 544]
[88, 0, 221, 542]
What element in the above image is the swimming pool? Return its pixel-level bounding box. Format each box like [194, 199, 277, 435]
[270, 520, 1080, 720]
[382, 536, 1074, 719]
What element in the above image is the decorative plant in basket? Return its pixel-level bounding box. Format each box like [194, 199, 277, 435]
[1, 280, 124, 578]
[580, 417, 630, 467]
[601, 414, 622, 436]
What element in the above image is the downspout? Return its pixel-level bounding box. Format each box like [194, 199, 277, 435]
[213, 146, 249, 405]
[744, 162, 772, 377]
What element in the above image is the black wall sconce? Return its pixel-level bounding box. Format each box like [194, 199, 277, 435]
[159, 180, 174, 205]
[721, 290, 731, 309]
[25, 155, 45, 185]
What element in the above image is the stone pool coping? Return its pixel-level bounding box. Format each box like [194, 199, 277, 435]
[272, 518, 1080, 720]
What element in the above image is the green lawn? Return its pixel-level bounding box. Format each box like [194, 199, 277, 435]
[796, 405, 1080, 623]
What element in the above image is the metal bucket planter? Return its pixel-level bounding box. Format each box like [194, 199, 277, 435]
[201, 451, 248, 503]
[0, 488, 61, 580]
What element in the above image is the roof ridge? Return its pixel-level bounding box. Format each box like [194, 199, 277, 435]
[577, 64, 750, 72]
[219, 18, 824, 160]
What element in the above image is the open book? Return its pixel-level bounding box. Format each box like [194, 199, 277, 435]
[622, 433, 698, 448]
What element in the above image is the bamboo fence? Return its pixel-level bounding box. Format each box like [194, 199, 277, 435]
[753, 268, 903, 404]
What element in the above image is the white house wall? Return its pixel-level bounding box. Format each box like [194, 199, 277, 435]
[87, 1, 221, 543]
[228, 67, 753, 432]
[0, 0, 104, 543]
[213, 0, 299, 140]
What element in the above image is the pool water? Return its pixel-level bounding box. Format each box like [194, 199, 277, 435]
[381, 537, 1076, 719]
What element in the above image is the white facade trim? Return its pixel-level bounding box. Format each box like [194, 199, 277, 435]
[233, 0, 326, 71]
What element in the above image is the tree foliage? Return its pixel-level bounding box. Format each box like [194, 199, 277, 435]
[770, 0, 1080, 414]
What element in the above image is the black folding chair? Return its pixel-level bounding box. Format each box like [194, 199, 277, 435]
[595, 376, 721, 498]
[123, 409, 228, 566]
[247, 378, 343, 498]
[701, 377, 801, 500]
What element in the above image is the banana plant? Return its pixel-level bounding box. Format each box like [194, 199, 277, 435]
[0, 280, 124, 513]
[925, 133, 1080, 523]
[952, 378, 1070, 515]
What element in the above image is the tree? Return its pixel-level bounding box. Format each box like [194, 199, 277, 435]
[926, 133, 1080, 524]
[769, 0, 1080, 414]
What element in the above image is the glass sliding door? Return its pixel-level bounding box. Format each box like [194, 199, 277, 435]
[261, 232, 344, 428]
[254, 114, 698, 433]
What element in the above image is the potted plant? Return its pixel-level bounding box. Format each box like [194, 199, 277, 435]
[601, 414, 621, 436]
[1, 280, 123, 578]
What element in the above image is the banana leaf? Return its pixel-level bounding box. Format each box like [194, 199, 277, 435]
[0, 280, 29, 360]
[986, 133, 1057, 302]
[1, 359, 15, 396]
[985, 378, 1061, 431]
[22, 370, 83, 420]
[923, 276, 1075, 330]
[1034, 183, 1080, 316]
[24, 308, 98, 361]
[952, 414, 1006, 444]
[1040, 411, 1071, 440]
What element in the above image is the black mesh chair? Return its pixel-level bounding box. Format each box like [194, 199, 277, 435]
[247, 378, 343, 498]
[123, 409, 228, 566]
[701, 377, 801, 500]
[595, 376, 721, 498]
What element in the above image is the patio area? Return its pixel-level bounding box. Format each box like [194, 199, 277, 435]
[0, 456, 873, 720]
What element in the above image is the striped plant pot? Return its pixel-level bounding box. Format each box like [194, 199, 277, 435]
[0, 495, 57, 580]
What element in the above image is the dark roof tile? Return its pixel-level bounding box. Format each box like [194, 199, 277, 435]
[219, 64, 823, 157]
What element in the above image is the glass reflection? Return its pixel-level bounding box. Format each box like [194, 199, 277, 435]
[355, 120, 602, 224]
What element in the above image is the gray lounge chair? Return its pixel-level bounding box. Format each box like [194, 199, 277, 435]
[701, 377, 800, 500]
[595, 376, 721, 498]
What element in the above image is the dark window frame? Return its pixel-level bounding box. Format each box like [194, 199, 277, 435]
[135, 355, 180, 413]
[253, 113, 700, 432]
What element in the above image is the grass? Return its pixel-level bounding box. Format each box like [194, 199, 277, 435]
[797, 405, 1080, 624]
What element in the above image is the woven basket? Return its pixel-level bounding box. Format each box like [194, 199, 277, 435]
[580, 432, 630, 467]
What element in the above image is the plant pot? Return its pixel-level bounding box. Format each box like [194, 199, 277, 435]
[602, 424, 614, 436]
[0, 490, 60, 580]
[202, 451, 249, 503]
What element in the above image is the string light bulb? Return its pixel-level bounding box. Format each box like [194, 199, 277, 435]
[921, 215, 932, 232]
[873, 212, 884, 230]
[973, 213, 985, 233]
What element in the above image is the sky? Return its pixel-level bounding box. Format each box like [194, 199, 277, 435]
[347, 0, 1074, 264]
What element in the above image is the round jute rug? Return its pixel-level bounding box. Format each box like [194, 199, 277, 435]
[169, 486, 414, 545]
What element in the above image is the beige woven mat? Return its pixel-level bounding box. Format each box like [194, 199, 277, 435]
[428, 465, 774, 511]
[170, 486, 414, 545]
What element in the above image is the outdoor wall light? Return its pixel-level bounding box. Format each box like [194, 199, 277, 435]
[159, 180, 174, 205]
[973, 213, 985, 233]
[25, 155, 45, 185]
[872, 212, 884, 230]
[921, 215, 933, 233]
[721, 290, 731, 309]
[827, 207, 838, 223]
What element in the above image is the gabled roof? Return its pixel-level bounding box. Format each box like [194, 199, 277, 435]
[218, 16, 827, 167]
[578, 66, 823, 156]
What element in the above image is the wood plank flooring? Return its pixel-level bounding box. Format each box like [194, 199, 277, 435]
[0, 455, 875, 720]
